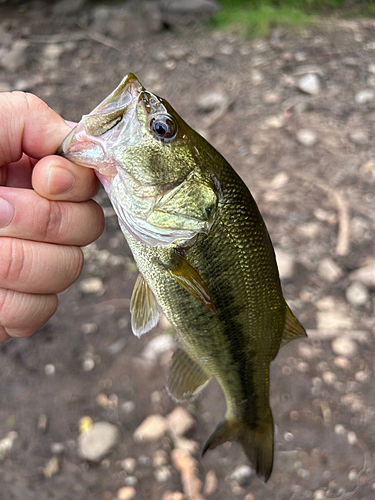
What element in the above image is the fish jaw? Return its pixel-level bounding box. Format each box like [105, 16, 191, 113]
[58, 73, 143, 178]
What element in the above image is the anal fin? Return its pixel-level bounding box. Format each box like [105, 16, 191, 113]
[167, 346, 212, 401]
[130, 274, 162, 338]
[280, 304, 307, 348]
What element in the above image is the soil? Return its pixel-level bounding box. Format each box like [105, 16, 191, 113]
[0, 2, 374, 500]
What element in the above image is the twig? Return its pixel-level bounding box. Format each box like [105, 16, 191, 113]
[27, 31, 122, 52]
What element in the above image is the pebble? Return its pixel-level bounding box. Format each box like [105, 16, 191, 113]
[154, 466, 171, 483]
[53, 0, 86, 15]
[298, 74, 321, 95]
[322, 371, 337, 385]
[196, 91, 228, 114]
[264, 115, 284, 129]
[81, 323, 98, 334]
[345, 281, 369, 306]
[117, 486, 136, 500]
[334, 424, 346, 435]
[79, 277, 104, 294]
[77, 422, 120, 462]
[274, 248, 295, 280]
[314, 490, 325, 500]
[153, 449, 168, 468]
[251, 69, 263, 85]
[124, 476, 138, 486]
[347, 431, 357, 445]
[334, 356, 350, 370]
[349, 262, 375, 287]
[317, 258, 343, 283]
[355, 370, 369, 383]
[0, 40, 28, 71]
[121, 401, 136, 414]
[167, 406, 195, 437]
[331, 337, 357, 357]
[204, 469, 218, 496]
[133, 414, 169, 442]
[42, 456, 60, 478]
[349, 129, 370, 145]
[298, 343, 315, 359]
[317, 310, 353, 331]
[230, 465, 254, 486]
[44, 364, 56, 376]
[284, 432, 294, 442]
[120, 457, 137, 474]
[296, 129, 318, 147]
[141, 334, 175, 363]
[355, 89, 374, 104]
[162, 492, 185, 500]
[263, 92, 281, 104]
[0, 431, 18, 461]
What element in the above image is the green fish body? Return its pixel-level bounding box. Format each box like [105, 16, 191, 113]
[59, 74, 306, 481]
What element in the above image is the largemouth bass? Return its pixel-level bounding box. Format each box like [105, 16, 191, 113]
[59, 74, 306, 481]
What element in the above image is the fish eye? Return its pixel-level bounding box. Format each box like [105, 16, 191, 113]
[150, 115, 177, 141]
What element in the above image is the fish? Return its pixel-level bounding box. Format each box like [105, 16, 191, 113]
[58, 73, 306, 481]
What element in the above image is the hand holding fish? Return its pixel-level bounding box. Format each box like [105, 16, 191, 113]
[0, 92, 104, 342]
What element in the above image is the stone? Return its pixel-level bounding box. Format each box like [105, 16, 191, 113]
[167, 406, 195, 437]
[120, 457, 137, 474]
[204, 469, 218, 496]
[133, 414, 169, 442]
[162, 492, 185, 500]
[317, 258, 343, 283]
[264, 115, 284, 129]
[263, 92, 280, 104]
[77, 421, 120, 462]
[251, 69, 263, 85]
[349, 262, 375, 287]
[331, 337, 357, 358]
[345, 282, 369, 306]
[230, 465, 254, 486]
[79, 277, 104, 294]
[0, 41, 28, 71]
[296, 129, 318, 147]
[117, 486, 136, 500]
[153, 449, 168, 468]
[349, 130, 370, 145]
[274, 248, 295, 280]
[154, 466, 172, 483]
[298, 74, 321, 95]
[0, 431, 18, 461]
[196, 91, 228, 114]
[322, 371, 337, 385]
[317, 310, 353, 330]
[355, 89, 374, 104]
[53, 0, 86, 15]
[360, 159, 375, 178]
[141, 334, 175, 363]
[42, 456, 60, 478]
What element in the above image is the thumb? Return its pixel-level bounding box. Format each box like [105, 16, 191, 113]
[0, 92, 72, 166]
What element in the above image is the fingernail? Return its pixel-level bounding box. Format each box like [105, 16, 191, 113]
[48, 166, 75, 195]
[0, 197, 14, 228]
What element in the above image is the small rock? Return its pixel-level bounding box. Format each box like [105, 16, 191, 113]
[250, 69, 263, 85]
[162, 492, 185, 500]
[270, 172, 289, 189]
[275, 248, 295, 280]
[355, 371, 369, 383]
[0, 40, 28, 71]
[37, 414, 49, 433]
[345, 282, 369, 306]
[0, 431, 18, 461]
[79, 277, 104, 294]
[347, 431, 357, 445]
[314, 490, 325, 500]
[153, 449, 168, 468]
[51, 442, 65, 455]
[78, 422, 120, 462]
[167, 407, 195, 437]
[53, 0, 86, 15]
[317, 258, 343, 283]
[334, 356, 350, 370]
[355, 89, 374, 104]
[124, 476, 138, 486]
[263, 92, 280, 104]
[154, 466, 172, 483]
[296, 129, 318, 147]
[117, 486, 136, 500]
[204, 469, 218, 496]
[334, 424, 346, 435]
[121, 401, 135, 414]
[317, 310, 353, 330]
[44, 364, 56, 376]
[230, 465, 254, 486]
[322, 371, 337, 385]
[196, 91, 229, 114]
[349, 130, 370, 145]
[141, 334, 175, 363]
[42, 456, 60, 478]
[81, 323, 98, 334]
[298, 343, 315, 359]
[298, 74, 321, 95]
[331, 337, 358, 358]
[133, 414, 169, 442]
[120, 457, 137, 474]
[349, 262, 375, 287]
[172, 436, 200, 454]
[264, 115, 284, 129]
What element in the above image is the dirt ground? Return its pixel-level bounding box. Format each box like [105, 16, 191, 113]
[0, 2, 375, 499]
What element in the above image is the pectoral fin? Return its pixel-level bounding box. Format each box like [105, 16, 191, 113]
[130, 274, 162, 338]
[163, 250, 216, 313]
[167, 346, 212, 400]
[280, 305, 307, 348]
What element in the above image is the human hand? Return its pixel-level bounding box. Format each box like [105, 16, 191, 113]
[0, 92, 104, 342]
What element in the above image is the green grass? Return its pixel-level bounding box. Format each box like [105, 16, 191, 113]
[213, 0, 375, 38]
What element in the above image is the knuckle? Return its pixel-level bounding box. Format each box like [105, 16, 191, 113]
[0, 238, 30, 286]
[38, 200, 64, 241]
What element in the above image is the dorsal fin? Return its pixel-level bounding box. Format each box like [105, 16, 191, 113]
[280, 305, 307, 348]
[130, 274, 162, 338]
[167, 346, 212, 401]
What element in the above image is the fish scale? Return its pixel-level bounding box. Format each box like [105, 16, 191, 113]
[59, 73, 307, 481]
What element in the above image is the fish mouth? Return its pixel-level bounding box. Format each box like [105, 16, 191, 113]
[58, 73, 143, 177]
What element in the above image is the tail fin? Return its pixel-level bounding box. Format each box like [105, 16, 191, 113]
[202, 412, 274, 482]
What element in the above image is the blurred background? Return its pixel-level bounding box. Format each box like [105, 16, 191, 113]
[0, 1, 374, 499]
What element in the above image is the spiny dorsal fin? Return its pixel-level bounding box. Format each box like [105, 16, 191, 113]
[167, 346, 212, 401]
[280, 304, 307, 348]
[130, 274, 162, 338]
